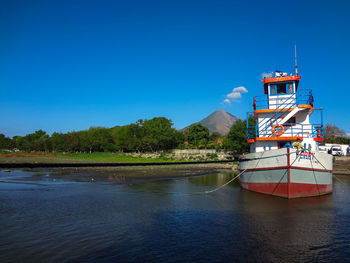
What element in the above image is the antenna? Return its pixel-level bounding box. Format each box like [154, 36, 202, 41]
[294, 43, 298, 75]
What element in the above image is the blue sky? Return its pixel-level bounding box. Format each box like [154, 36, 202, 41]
[1, 0, 349, 137]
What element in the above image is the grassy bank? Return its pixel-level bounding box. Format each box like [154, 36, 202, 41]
[54, 152, 184, 163]
[0, 151, 222, 164]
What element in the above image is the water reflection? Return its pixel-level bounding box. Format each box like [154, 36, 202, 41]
[1, 169, 349, 262]
[187, 171, 240, 188]
[237, 189, 337, 262]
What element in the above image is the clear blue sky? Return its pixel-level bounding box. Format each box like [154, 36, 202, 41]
[1, 0, 349, 137]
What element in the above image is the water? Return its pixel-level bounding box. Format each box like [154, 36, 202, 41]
[1, 169, 350, 262]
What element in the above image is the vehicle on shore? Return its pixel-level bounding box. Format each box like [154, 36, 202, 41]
[329, 145, 343, 156]
[239, 70, 333, 198]
[324, 143, 349, 156]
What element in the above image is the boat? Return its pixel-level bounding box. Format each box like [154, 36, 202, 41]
[239, 70, 333, 198]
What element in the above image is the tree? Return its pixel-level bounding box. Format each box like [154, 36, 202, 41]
[78, 127, 115, 153]
[324, 124, 348, 143]
[126, 122, 144, 152]
[64, 132, 81, 152]
[224, 119, 249, 154]
[111, 118, 182, 152]
[208, 132, 223, 150]
[142, 117, 177, 151]
[0, 134, 12, 149]
[13, 136, 28, 151]
[14, 130, 50, 151]
[174, 131, 186, 149]
[50, 132, 66, 152]
[111, 125, 132, 152]
[89, 127, 115, 152]
[187, 123, 209, 148]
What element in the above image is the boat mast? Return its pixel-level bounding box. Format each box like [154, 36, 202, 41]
[294, 43, 298, 75]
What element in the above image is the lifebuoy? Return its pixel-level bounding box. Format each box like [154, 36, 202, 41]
[272, 124, 285, 136]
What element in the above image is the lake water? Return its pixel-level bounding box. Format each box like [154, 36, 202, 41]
[1, 169, 350, 263]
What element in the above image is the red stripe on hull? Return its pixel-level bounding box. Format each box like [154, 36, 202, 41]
[242, 166, 332, 173]
[241, 182, 332, 199]
[289, 182, 332, 198]
[241, 182, 289, 198]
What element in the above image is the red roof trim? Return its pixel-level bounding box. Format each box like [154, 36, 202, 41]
[262, 75, 301, 84]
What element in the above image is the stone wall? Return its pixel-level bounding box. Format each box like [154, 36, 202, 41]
[171, 149, 232, 160]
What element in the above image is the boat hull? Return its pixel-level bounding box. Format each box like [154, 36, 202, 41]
[239, 148, 333, 198]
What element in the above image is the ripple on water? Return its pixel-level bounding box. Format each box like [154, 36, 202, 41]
[1, 170, 350, 263]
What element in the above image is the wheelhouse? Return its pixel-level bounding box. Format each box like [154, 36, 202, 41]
[247, 72, 323, 153]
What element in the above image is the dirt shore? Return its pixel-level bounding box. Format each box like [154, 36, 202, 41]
[43, 164, 234, 181]
[2, 155, 349, 178]
[333, 156, 350, 175]
[1, 160, 235, 182]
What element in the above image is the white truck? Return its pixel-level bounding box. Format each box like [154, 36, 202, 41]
[329, 145, 343, 156]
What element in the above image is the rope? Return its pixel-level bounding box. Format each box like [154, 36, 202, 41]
[0, 180, 47, 186]
[308, 152, 320, 196]
[195, 149, 303, 196]
[270, 150, 299, 195]
[247, 150, 265, 184]
[312, 154, 347, 186]
[239, 150, 294, 162]
[191, 169, 247, 194]
[193, 150, 345, 196]
[332, 173, 347, 184]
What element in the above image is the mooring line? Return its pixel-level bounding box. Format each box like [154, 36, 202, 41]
[309, 154, 320, 196]
[312, 154, 346, 184]
[0, 180, 47, 186]
[246, 151, 265, 184]
[191, 169, 247, 195]
[270, 151, 299, 195]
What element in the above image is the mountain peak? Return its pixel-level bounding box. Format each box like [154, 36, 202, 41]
[183, 110, 239, 135]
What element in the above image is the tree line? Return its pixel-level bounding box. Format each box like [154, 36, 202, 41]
[323, 124, 350, 145]
[1, 118, 346, 154]
[0, 117, 248, 154]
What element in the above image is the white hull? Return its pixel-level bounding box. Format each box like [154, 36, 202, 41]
[239, 148, 333, 198]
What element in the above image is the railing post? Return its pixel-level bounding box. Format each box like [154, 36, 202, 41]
[302, 125, 303, 138]
[321, 109, 324, 137]
[246, 112, 249, 139]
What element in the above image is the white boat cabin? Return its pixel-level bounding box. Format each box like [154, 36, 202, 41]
[247, 72, 324, 153]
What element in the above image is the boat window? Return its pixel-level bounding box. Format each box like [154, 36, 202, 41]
[276, 83, 286, 94]
[264, 83, 268, 94]
[270, 83, 293, 95]
[270, 84, 276, 95]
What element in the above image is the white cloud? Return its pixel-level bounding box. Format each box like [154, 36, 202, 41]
[227, 92, 242, 99]
[223, 85, 248, 105]
[233, 86, 248, 93]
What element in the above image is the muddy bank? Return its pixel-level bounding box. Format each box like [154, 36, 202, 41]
[1, 163, 236, 183]
[333, 156, 350, 175]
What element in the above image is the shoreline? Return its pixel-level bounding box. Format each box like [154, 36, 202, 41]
[333, 156, 350, 175]
[0, 160, 234, 169]
[1, 156, 349, 176]
[1, 163, 236, 181]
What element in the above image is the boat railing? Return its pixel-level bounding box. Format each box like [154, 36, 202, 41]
[253, 89, 313, 110]
[247, 123, 324, 140]
[253, 91, 298, 140]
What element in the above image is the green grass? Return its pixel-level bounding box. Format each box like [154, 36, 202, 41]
[0, 151, 230, 163]
[53, 152, 186, 163]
